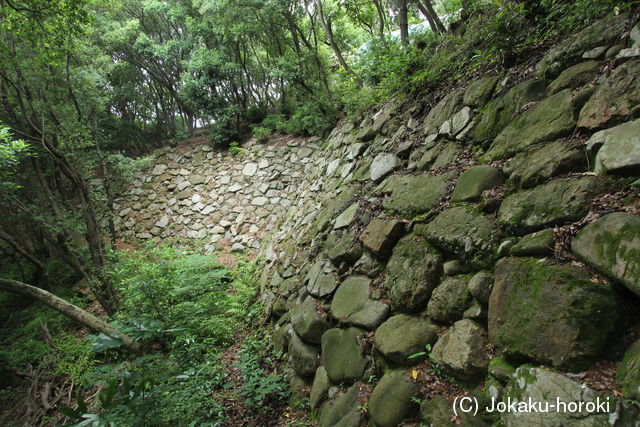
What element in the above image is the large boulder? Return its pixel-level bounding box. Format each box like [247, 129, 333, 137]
[510, 229, 555, 257]
[380, 173, 452, 217]
[359, 218, 405, 257]
[578, 60, 640, 129]
[385, 235, 443, 313]
[497, 176, 608, 232]
[431, 319, 489, 382]
[618, 340, 640, 401]
[504, 140, 586, 188]
[488, 258, 620, 368]
[536, 13, 628, 79]
[464, 76, 500, 107]
[473, 80, 547, 142]
[424, 90, 465, 135]
[484, 89, 577, 161]
[291, 297, 330, 344]
[427, 276, 473, 324]
[318, 384, 362, 427]
[587, 118, 640, 175]
[331, 276, 389, 330]
[288, 331, 319, 376]
[321, 328, 368, 383]
[571, 212, 640, 298]
[370, 153, 401, 183]
[502, 367, 638, 426]
[451, 166, 504, 202]
[546, 60, 602, 95]
[368, 370, 418, 427]
[415, 206, 503, 268]
[374, 314, 438, 366]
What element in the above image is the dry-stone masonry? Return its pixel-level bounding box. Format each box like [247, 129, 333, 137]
[115, 13, 640, 426]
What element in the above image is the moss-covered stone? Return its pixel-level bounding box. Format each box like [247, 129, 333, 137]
[368, 369, 418, 427]
[424, 90, 465, 135]
[536, 13, 628, 79]
[578, 60, 640, 129]
[497, 176, 608, 232]
[468, 271, 494, 304]
[484, 89, 577, 161]
[318, 383, 362, 427]
[571, 212, 640, 298]
[473, 80, 547, 142]
[291, 296, 330, 344]
[488, 357, 516, 383]
[321, 328, 368, 383]
[374, 314, 438, 366]
[510, 229, 555, 256]
[451, 166, 504, 202]
[385, 235, 443, 312]
[288, 331, 319, 376]
[504, 140, 586, 188]
[420, 395, 452, 426]
[464, 76, 500, 107]
[427, 276, 473, 325]
[380, 173, 452, 217]
[359, 218, 405, 257]
[618, 340, 640, 401]
[546, 60, 602, 95]
[313, 184, 360, 233]
[432, 319, 489, 382]
[310, 366, 332, 410]
[587, 118, 640, 175]
[325, 229, 363, 267]
[415, 206, 503, 268]
[331, 276, 389, 330]
[488, 258, 620, 368]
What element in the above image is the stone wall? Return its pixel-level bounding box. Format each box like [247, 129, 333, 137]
[115, 14, 640, 426]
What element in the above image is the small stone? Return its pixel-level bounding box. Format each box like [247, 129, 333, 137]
[370, 153, 400, 183]
[242, 162, 258, 176]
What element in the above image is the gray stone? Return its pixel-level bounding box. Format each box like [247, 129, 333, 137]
[572, 212, 640, 298]
[359, 218, 405, 257]
[380, 173, 451, 217]
[488, 257, 620, 368]
[152, 164, 167, 175]
[420, 395, 452, 425]
[242, 162, 258, 176]
[155, 215, 170, 228]
[375, 314, 438, 366]
[474, 80, 547, 142]
[424, 90, 465, 134]
[427, 276, 472, 325]
[510, 229, 555, 256]
[468, 271, 494, 304]
[536, 13, 628, 78]
[385, 235, 443, 313]
[370, 153, 400, 183]
[485, 89, 577, 161]
[504, 140, 586, 188]
[587, 118, 640, 174]
[288, 331, 319, 376]
[578, 60, 640, 129]
[451, 166, 504, 202]
[331, 276, 389, 330]
[581, 45, 608, 59]
[252, 196, 268, 206]
[502, 367, 637, 426]
[334, 202, 359, 230]
[321, 328, 368, 383]
[498, 176, 608, 231]
[326, 229, 363, 267]
[318, 384, 361, 427]
[291, 297, 330, 344]
[464, 76, 500, 107]
[310, 366, 332, 410]
[353, 252, 383, 278]
[309, 273, 338, 298]
[415, 207, 503, 269]
[439, 106, 472, 138]
[546, 61, 602, 95]
[368, 370, 417, 427]
[432, 319, 489, 382]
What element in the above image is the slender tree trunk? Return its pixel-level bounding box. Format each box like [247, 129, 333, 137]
[417, 0, 446, 33]
[315, 0, 364, 87]
[0, 228, 50, 288]
[0, 278, 140, 354]
[373, 0, 387, 44]
[398, 0, 409, 45]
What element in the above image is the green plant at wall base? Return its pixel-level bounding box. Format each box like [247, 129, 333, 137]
[408, 343, 435, 360]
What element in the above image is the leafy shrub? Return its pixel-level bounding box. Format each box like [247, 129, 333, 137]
[251, 126, 271, 143]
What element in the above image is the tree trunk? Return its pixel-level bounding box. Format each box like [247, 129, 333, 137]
[398, 0, 409, 45]
[0, 229, 50, 288]
[0, 278, 140, 354]
[416, 0, 446, 33]
[315, 0, 364, 87]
